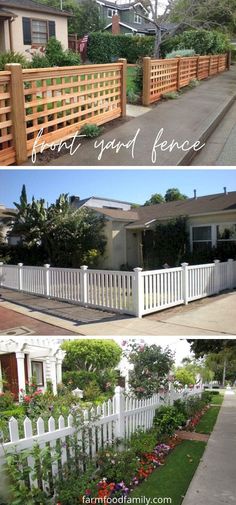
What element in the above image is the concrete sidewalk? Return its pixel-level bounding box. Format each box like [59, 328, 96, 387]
[44, 68, 236, 167]
[0, 288, 235, 336]
[182, 391, 236, 505]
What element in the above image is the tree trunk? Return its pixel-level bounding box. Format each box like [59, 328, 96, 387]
[222, 358, 227, 387]
[154, 27, 162, 58]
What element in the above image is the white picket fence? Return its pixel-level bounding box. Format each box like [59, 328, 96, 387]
[0, 259, 235, 317]
[0, 386, 202, 492]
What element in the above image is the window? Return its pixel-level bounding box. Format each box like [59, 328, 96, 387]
[192, 226, 212, 251]
[31, 361, 44, 386]
[22, 18, 55, 46]
[107, 8, 116, 17]
[134, 13, 142, 24]
[217, 224, 236, 241]
[31, 20, 48, 44]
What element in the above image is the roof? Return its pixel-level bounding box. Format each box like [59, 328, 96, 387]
[71, 195, 135, 206]
[0, 0, 72, 17]
[97, 0, 148, 13]
[90, 191, 236, 228]
[92, 207, 139, 221]
[0, 207, 16, 220]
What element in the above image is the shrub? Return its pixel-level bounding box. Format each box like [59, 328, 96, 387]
[31, 54, 50, 68]
[129, 429, 158, 456]
[165, 49, 195, 58]
[44, 37, 81, 66]
[80, 124, 102, 138]
[87, 32, 154, 64]
[96, 446, 138, 484]
[153, 406, 186, 436]
[0, 391, 15, 410]
[161, 30, 230, 57]
[0, 51, 29, 71]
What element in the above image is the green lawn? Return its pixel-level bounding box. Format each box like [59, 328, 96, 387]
[131, 440, 206, 505]
[210, 393, 224, 405]
[195, 406, 221, 434]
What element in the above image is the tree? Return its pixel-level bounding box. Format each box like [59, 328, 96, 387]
[126, 342, 174, 398]
[144, 193, 164, 206]
[205, 350, 236, 386]
[11, 188, 106, 267]
[62, 339, 122, 372]
[187, 340, 236, 358]
[174, 367, 195, 386]
[39, 0, 104, 36]
[170, 0, 236, 35]
[165, 188, 187, 202]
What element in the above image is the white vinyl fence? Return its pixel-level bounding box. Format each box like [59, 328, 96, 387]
[0, 259, 235, 317]
[0, 386, 202, 492]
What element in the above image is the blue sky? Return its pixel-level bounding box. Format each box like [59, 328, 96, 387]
[0, 169, 235, 207]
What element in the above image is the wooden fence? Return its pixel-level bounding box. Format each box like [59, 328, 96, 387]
[0, 60, 127, 166]
[0, 386, 202, 493]
[1, 259, 235, 317]
[143, 53, 229, 106]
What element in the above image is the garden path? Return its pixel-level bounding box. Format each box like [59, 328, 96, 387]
[182, 391, 236, 505]
[175, 431, 209, 442]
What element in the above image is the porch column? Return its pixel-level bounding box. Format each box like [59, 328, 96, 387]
[15, 352, 26, 396]
[49, 357, 57, 394]
[56, 358, 63, 384]
[8, 19, 14, 52]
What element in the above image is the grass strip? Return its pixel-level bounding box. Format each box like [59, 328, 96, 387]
[131, 440, 206, 505]
[195, 406, 220, 434]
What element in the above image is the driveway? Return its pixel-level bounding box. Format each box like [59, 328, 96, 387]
[0, 289, 235, 336]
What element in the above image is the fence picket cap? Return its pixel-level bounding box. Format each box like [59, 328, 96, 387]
[187, 263, 215, 269]
[22, 62, 122, 75]
[86, 268, 134, 276]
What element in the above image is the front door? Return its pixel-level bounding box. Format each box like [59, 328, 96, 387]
[0, 353, 18, 399]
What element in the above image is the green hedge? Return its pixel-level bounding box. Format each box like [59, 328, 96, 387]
[87, 32, 155, 64]
[161, 29, 230, 57]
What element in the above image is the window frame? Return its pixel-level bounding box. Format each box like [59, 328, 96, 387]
[107, 8, 117, 18]
[31, 360, 44, 387]
[134, 13, 142, 24]
[30, 18, 49, 46]
[190, 221, 236, 251]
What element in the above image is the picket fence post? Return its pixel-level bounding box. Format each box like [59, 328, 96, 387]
[44, 264, 50, 297]
[0, 262, 3, 286]
[214, 259, 220, 294]
[133, 267, 143, 317]
[114, 386, 125, 440]
[181, 263, 189, 305]
[5, 64, 28, 165]
[80, 265, 88, 304]
[17, 263, 23, 291]
[227, 259, 234, 290]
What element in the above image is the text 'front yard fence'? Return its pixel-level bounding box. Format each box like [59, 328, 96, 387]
[142, 53, 230, 106]
[0, 60, 127, 166]
[0, 386, 202, 492]
[0, 259, 235, 317]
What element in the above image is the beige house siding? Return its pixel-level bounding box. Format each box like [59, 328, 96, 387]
[3, 9, 68, 57]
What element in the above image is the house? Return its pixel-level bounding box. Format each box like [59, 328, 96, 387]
[70, 195, 134, 211]
[88, 189, 236, 270]
[0, 204, 18, 245]
[96, 0, 176, 36]
[0, 0, 71, 58]
[0, 337, 66, 399]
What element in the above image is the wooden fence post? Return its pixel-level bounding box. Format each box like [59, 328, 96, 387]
[142, 57, 151, 106]
[5, 64, 27, 165]
[196, 56, 200, 80]
[17, 263, 23, 291]
[176, 57, 181, 91]
[80, 265, 88, 304]
[118, 58, 127, 117]
[114, 386, 125, 440]
[208, 55, 212, 77]
[227, 50, 231, 70]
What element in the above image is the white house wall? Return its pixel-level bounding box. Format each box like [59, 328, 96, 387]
[6, 9, 68, 58]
